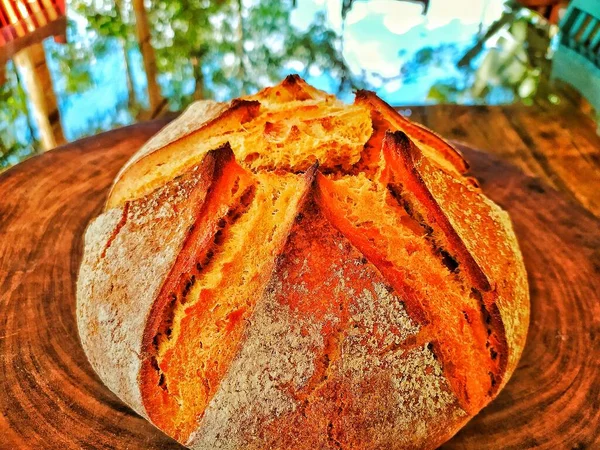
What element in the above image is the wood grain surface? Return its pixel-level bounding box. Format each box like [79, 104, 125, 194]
[0, 116, 599, 449]
[407, 102, 600, 218]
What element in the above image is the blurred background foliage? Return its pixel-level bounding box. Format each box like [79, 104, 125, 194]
[408, 4, 558, 105]
[70, 0, 355, 107]
[0, 64, 38, 170]
[1, 0, 561, 170]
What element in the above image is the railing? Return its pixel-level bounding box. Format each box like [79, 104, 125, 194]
[1, 0, 64, 43]
[0, 0, 66, 64]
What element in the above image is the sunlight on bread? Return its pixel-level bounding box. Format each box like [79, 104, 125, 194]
[77, 75, 529, 450]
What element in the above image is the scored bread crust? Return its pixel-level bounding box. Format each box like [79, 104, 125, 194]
[77, 75, 529, 450]
[77, 150, 223, 415]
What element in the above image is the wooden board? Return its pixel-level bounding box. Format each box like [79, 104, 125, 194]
[0, 120, 598, 449]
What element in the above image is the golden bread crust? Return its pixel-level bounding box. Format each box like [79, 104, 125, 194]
[77, 151, 219, 415]
[188, 197, 469, 450]
[77, 75, 529, 449]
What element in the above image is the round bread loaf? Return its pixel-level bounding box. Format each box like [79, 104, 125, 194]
[77, 75, 529, 449]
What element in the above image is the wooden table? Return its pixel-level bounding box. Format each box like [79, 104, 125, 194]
[407, 102, 600, 218]
[1, 105, 599, 449]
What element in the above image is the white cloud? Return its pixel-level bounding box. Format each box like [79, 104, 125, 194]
[384, 79, 403, 93]
[308, 65, 323, 77]
[383, 10, 425, 35]
[426, 0, 506, 30]
[290, 0, 323, 32]
[285, 60, 306, 73]
[365, 72, 384, 88]
[325, 0, 343, 33]
[343, 34, 401, 78]
[295, 0, 508, 35]
[368, 0, 417, 15]
[345, 2, 368, 25]
[292, 0, 508, 81]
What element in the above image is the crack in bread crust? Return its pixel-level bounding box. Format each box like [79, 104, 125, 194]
[315, 169, 505, 414]
[189, 197, 467, 450]
[355, 90, 469, 175]
[139, 150, 317, 441]
[77, 149, 220, 416]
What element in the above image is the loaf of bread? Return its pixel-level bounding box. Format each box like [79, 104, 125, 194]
[77, 75, 529, 449]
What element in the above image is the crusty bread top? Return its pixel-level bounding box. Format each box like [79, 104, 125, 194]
[106, 76, 469, 211]
[116, 100, 228, 181]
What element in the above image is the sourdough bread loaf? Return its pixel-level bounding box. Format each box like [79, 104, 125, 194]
[77, 75, 529, 449]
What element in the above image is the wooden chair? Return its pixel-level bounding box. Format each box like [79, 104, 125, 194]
[551, 0, 600, 131]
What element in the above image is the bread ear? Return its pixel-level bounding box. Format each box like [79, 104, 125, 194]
[138, 156, 318, 441]
[355, 90, 469, 174]
[109, 74, 331, 211]
[107, 101, 261, 209]
[381, 131, 490, 292]
[114, 100, 228, 180]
